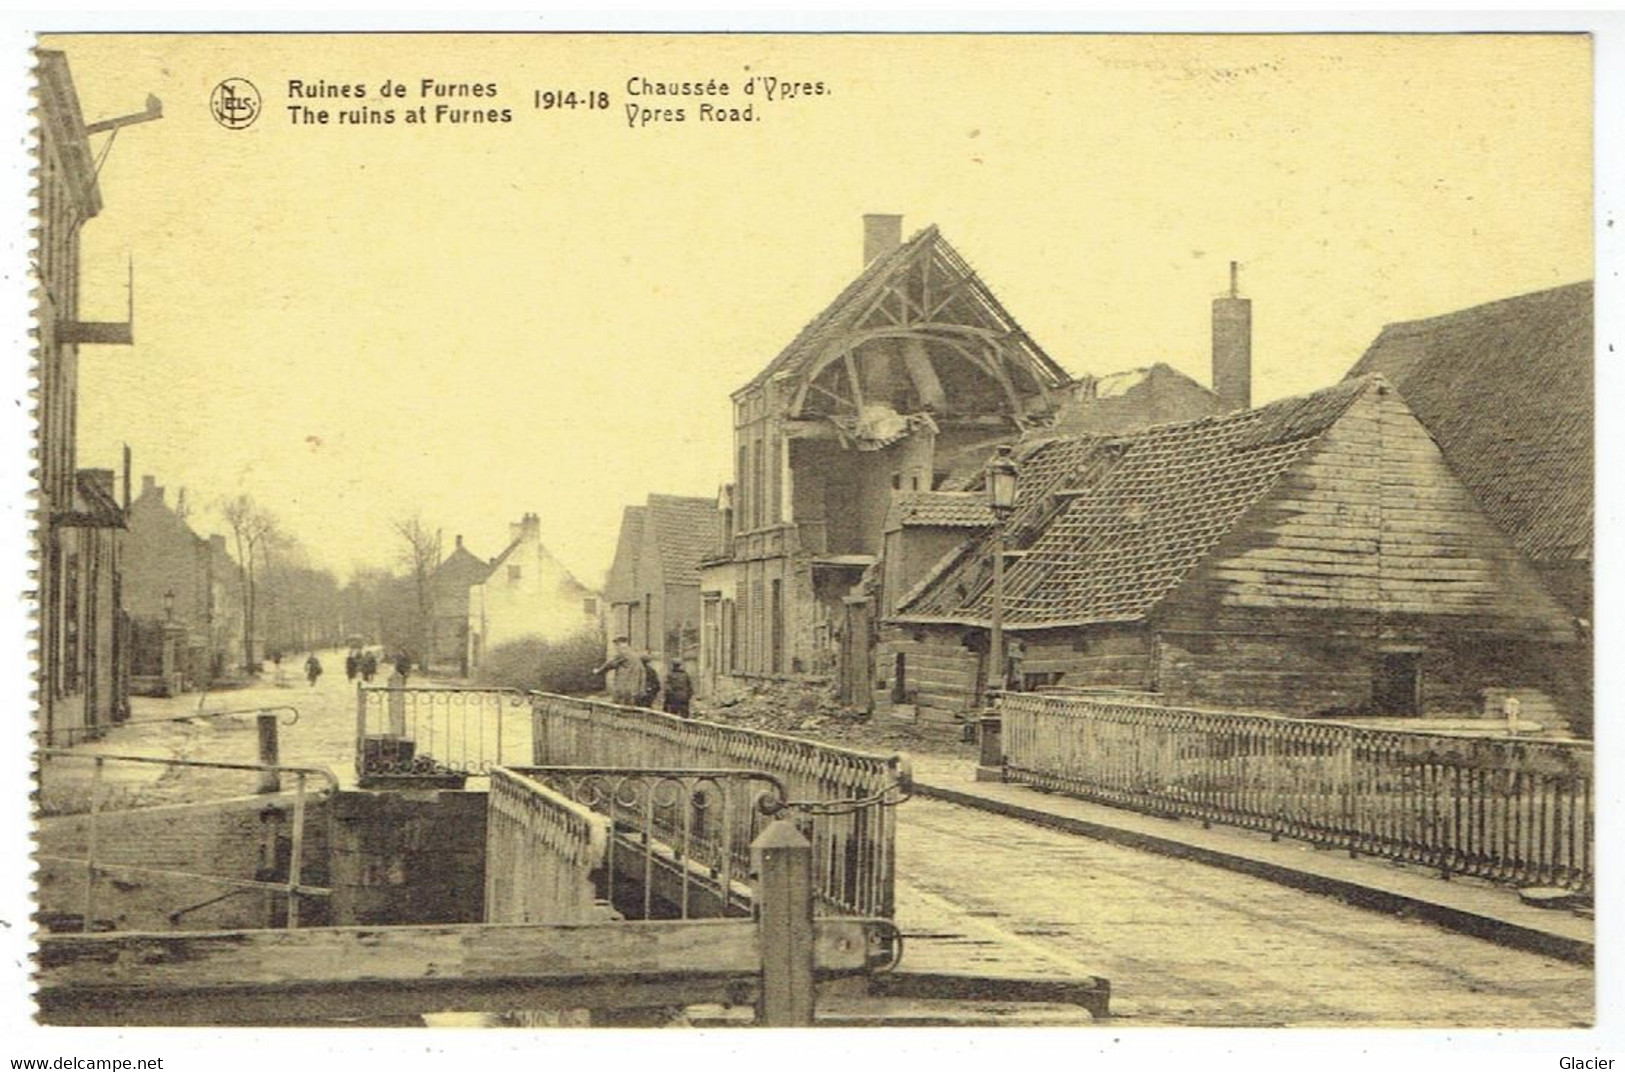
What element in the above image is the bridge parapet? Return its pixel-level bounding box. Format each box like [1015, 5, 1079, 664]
[998, 692, 1594, 892]
[529, 692, 909, 917]
[485, 767, 612, 924]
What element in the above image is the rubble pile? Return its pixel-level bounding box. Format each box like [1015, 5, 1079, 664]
[692, 679, 972, 757]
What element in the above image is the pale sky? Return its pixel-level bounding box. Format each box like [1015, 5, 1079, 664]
[47, 33, 1592, 587]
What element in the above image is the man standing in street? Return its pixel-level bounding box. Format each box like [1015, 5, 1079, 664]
[663, 659, 694, 718]
[593, 636, 646, 707]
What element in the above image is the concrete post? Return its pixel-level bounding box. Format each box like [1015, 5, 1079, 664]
[387, 672, 407, 736]
[256, 712, 281, 794]
[975, 711, 1004, 783]
[752, 818, 815, 1026]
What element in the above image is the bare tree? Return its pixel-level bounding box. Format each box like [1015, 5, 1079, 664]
[221, 494, 275, 671]
[392, 514, 442, 668]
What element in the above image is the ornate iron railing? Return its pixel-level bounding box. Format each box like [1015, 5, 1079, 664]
[485, 767, 612, 924]
[999, 693, 1594, 892]
[515, 766, 788, 920]
[529, 693, 908, 917]
[354, 684, 530, 784]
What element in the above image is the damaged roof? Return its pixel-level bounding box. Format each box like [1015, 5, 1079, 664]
[1346, 280, 1592, 564]
[898, 377, 1376, 627]
[739, 225, 1071, 395]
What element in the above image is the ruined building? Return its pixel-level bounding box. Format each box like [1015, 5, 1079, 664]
[696, 216, 1073, 692]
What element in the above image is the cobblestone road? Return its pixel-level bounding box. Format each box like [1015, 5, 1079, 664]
[895, 797, 1592, 1028]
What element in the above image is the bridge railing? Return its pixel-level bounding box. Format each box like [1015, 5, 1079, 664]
[354, 684, 530, 785]
[515, 765, 789, 920]
[485, 767, 611, 924]
[529, 693, 908, 917]
[999, 692, 1594, 891]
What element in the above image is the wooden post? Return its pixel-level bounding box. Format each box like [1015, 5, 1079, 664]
[752, 818, 814, 1026]
[288, 772, 306, 929]
[257, 713, 281, 794]
[975, 711, 1004, 783]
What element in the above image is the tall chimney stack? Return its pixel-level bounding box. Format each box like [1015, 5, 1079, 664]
[863, 214, 903, 266]
[1211, 260, 1252, 412]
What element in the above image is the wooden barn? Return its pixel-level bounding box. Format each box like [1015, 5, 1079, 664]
[881, 375, 1582, 735]
[1347, 281, 1592, 619]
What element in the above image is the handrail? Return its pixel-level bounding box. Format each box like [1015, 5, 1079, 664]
[355, 683, 531, 782]
[528, 692, 906, 917]
[517, 765, 790, 919]
[998, 692, 1593, 891]
[37, 749, 339, 792]
[36, 750, 338, 930]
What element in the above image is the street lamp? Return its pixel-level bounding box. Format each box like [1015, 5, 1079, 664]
[984, 445, 1019, 693]
[163, 589, 176, 622]
[975, 445, 1019, 783]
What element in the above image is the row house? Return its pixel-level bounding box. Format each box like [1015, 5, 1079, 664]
[123, 475, 244, 693]
[37, 51, 161, 742]
[604, 494, 715, 672]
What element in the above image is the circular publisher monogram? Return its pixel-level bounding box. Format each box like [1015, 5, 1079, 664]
[210, 78, 261, 129]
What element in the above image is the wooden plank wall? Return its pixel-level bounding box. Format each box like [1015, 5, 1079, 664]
[1145, 384, 1581, 718]
[1020, 626, 1153, 690]
[875, 626, 981, 726]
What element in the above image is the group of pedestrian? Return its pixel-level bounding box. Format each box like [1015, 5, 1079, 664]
[345, 649, 381, 684]
[593, 636, 693, 718]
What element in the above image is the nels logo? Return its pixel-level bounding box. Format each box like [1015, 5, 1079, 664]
[210, 78, 261, 130]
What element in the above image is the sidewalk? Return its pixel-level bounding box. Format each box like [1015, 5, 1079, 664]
[905, 754, 1594, 966]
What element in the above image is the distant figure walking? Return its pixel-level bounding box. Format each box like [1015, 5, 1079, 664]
[663, 660, 693, 719]
[394, 652, 412, 682]
[361, 650, 378, 684]
[593, 636, 646, 707]
[345, 651, 359, 682]
[304, 653, 323, 687]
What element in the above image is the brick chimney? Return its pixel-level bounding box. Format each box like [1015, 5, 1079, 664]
[864, 214, 903, 266]
[455, 534, 464, 550]
[1212, 261, 1252, 412]
[140, 473, 162, 503]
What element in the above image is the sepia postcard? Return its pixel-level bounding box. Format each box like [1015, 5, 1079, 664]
[10, 19, 1618, 1064]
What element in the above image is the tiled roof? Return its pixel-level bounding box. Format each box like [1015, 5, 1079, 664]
[898, 377, 1374, 627]
[1346, 281, 1592, 563]
[432, 544, 494, 591]
[886, 491, 997, 530]
[645, 494, 717, 586]
[742, 225, 1070, 394]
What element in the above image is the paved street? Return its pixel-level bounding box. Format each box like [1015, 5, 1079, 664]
[38, 652, 535, 811]
[895, 797, 1592, 1028]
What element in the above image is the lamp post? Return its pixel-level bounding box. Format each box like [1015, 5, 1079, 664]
[163, 589, 175, 622]
[984, 445, 1019, 691]
[977, 446, 1019, 783]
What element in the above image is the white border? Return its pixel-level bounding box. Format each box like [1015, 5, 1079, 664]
[2, 8, 1619, 1069]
